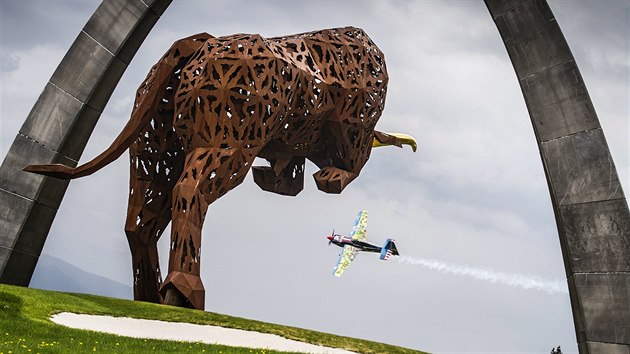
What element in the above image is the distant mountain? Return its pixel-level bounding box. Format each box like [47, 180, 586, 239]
[30, 254, 132, 300]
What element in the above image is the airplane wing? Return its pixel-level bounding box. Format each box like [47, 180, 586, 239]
[333, 245, 359, 277]
[350, 210, 368, 241]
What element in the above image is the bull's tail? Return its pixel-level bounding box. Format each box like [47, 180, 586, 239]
[23, 33, 211, 180]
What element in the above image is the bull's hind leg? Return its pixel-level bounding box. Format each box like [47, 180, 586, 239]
[160, 147, 256, 310]
[124, 66, 185, 303]
[125, 178, 171, 303]
[125, 140, 184, 303]
[122, 33, 210, 303]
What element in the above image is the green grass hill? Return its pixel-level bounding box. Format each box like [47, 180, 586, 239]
[0, 284, 428, 354]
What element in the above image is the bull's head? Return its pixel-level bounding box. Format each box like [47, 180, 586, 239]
[252, 131, 417, 196]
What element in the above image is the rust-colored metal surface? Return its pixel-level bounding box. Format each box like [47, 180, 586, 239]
[25, 27, 403, 310]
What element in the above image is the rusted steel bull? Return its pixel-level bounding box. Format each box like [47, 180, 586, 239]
[25, 27, 416, 309]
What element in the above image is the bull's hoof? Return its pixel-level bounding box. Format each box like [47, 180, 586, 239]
[159, 271, 205, 310]
[162, 288, 186, 307]
[313, 167, 356, 194]
[252, 165, 304, 196]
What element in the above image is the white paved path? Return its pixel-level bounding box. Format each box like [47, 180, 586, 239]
[51, 312, 356, 354]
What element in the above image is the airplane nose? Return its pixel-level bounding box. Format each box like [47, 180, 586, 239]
[326, 235, 333, 240]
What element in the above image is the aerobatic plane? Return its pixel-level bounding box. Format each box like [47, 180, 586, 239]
[327, 210, 399, 277]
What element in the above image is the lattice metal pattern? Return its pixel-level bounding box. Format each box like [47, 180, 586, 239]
[25, 27, 391, 310]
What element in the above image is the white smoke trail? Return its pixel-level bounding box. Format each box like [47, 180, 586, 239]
[398, 255, 568, 295]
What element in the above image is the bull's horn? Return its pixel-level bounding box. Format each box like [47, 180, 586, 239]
[372, 131, 418, 152]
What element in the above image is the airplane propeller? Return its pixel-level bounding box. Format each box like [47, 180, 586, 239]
[328, 229, 335, 246]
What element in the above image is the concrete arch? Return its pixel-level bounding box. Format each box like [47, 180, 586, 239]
[0, 0, 627, 352]
[484, 1, 629, 352]
[0, 0, 172, 285]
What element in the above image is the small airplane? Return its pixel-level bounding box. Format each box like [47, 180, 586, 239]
[327, 210, 399, 277]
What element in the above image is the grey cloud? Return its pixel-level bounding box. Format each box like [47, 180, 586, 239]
[0, 52, 19, 74]
[0, 1, 99, 51]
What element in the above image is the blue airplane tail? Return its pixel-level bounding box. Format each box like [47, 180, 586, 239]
[379, 239, 399, 260]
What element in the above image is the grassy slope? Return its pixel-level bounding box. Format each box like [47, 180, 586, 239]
[0, 284, 428, 354]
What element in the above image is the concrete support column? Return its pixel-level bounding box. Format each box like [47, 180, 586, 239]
[484, 1, 630, 353]
[0, 0, 172, 285]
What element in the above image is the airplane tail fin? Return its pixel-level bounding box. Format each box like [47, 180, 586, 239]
[380, 239, 399, 260]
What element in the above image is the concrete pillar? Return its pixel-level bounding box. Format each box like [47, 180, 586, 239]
[0, 0, 172, 285]
[484, 1, 630, 353]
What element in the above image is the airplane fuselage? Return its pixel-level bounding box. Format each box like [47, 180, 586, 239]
[327, 210, 399, 276]
[327, 234, 383, 253]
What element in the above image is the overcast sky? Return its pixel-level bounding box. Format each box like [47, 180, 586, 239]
[1, 1, 628, 353]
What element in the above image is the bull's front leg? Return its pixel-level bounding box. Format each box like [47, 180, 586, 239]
[159, 147, 255, 310]
[312, 167, 358, 194]
[252, 155, 305, 196]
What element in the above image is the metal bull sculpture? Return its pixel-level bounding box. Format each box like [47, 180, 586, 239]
[24, 27, 416, 310]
